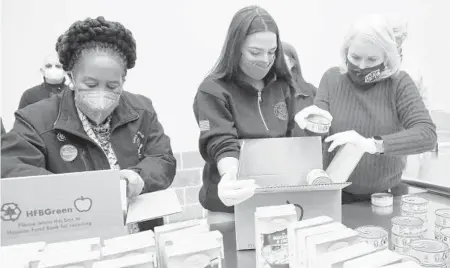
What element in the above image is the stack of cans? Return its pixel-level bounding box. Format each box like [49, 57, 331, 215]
[401, 195, 429, 231]
[391, 216, 425, 255]
[355, 225, 389, 250]
[435, 209, 450, 241]
[408, 239, 449, 267]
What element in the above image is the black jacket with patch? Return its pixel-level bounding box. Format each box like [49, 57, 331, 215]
[2, 89, 176, 194]
[193, 76, 314, 212]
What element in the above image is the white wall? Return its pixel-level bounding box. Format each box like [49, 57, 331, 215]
[2, 0, 449, 152]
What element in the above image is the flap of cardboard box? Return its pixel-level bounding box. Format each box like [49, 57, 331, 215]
[237, 137, 323, 186]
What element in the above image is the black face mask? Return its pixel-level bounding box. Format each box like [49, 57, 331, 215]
[347, 60, 385, 86]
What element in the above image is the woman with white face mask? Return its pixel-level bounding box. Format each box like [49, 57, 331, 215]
[193, 6, 332, 213]
[18, 53, 68, 109]
[315, 14, 437, 204]
[2, 16, 177, 232]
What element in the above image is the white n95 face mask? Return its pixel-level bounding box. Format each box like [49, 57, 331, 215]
[74, 90, 122, 125]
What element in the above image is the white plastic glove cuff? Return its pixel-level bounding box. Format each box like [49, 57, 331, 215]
[217, 157, 239, 177]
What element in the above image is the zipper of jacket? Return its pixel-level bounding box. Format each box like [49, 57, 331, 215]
[257, 91, 269, 131]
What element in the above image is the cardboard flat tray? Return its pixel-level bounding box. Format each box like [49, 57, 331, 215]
[254, 183, 351, 193]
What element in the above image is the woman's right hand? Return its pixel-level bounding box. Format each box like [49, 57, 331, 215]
[294, 105, 333, 130]
[218, 172, 258, 207]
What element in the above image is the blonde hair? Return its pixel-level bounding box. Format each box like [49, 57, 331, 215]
[340, 14, 401, 80]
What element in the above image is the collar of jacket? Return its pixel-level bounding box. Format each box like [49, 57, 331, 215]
[53, 89, 139, 139]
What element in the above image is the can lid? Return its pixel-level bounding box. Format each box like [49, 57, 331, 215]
[409, 239, 449, 253]
[401, 195, 429, 205]
[391, 216, 424, 227]
[306, 114, 331, 125]
[372, 193, 393, 199]
[355, 225, 388, 239]
[436, 208, 450, 218]
[440, 228, 450, 237]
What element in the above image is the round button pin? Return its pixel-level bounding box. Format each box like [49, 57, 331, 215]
[60, 145, 78, 162]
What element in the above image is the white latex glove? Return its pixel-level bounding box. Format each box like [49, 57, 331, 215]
[218, 172, 258, 207]
[325, 130, 377, 154]
[120, 169, 145, 198]
[294, 105, 333, 129]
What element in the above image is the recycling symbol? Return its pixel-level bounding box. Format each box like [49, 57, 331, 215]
[1, 203, 21, 222]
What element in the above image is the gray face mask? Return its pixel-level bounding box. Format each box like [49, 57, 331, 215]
[74, 89, 121, 125]
[239, 56, 275, 80]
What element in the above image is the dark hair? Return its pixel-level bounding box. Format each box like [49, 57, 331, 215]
[55, 16, 137, 73]
[210, 6, 291, 83]
[282, 42, 317, 96]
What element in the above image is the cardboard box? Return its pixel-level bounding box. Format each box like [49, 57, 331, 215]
[164, 240, 221, 268]
[101, 230, 156, 260]
[306, 228, 360, 268]
[294, 222, 347, 268]
[154, 219, 208, 268]
[158, 223, 210, 268]
[288, 216, 334, 266]
[382, 261, 422, 268]
[254, 204, 297, 268]
[342, 249, 403, 268]
[93, 253, 154, 268]
[0, 242, 46, 268]
[235, 137, 350, 250]
[37, 250, 101, 268]
[316, 242, 377, 268]
[43, 237, 101, 253]
[165, 230, 224, 259]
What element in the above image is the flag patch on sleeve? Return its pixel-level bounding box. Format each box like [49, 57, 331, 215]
[199, 120, 210, 132]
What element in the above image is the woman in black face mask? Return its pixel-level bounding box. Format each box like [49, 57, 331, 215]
[1, 16, 176, 232]
[192, 6, 332, 213]
[314, 14, 437, 204]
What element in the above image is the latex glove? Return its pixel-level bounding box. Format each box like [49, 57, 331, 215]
[294, 105, 333, 129]
[120, 169, 145, 198]
[218, 172, 258, 207]
[325, 130, 377, 154]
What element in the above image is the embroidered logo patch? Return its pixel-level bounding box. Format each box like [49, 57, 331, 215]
[57, 133, 66, 142]
[199, 120, 210, 132]
[365, 69, 381, 83]
[274, 102, 288, 121]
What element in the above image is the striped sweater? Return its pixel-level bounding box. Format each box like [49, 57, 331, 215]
[315, 67, 437, 194]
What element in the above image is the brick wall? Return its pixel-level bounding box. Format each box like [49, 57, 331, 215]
[165, 151, 207, 223]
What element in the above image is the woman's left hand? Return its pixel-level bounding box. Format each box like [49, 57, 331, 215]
[325, 130, 376, 154]
[120, 169, 145, 198]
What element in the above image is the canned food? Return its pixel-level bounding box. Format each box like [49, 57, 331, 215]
[391, 216, 424, 236]
[436, 209, 450, 228]
[371, 205, 393, 216]
[304, 114, 331, 134]
[371, 193, 393, 207]
[401, 195, 429, 212]
[401, 210, 428, 231]
[409, 239, 449, 265]
[436, 224, 446, 233]
[399, 255, 421, 264]
[391, 232, 424, 247]
[392, 244, 410, 255]
[306, 169, 332, 185]
[355, 225, 388, 249]
[435, 228, 450, 246]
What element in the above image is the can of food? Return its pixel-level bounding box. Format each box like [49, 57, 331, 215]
[408, 239, 449, 265]
[306, 169, 332, 185]
[435, 228, 450, 246]
[436, 209, 450, 228]
[401, 210, 428, 231]
[355, 225, 388, 250]
[371, 205, 393, 216]
[304, 114, 331, 134]
[392, 244, 410, 255]
[401, 195, 429, 213]
[391, 216, 424, 236]
[371, 193, 393, 207]
[436, 224, 446, 233]
[391, 231, 424, 247]
[399, 255, 421, 264]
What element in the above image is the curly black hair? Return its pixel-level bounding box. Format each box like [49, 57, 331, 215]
[55, 16, 136, 72]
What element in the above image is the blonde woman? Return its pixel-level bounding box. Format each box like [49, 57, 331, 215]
[314, 15, 437, 204]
